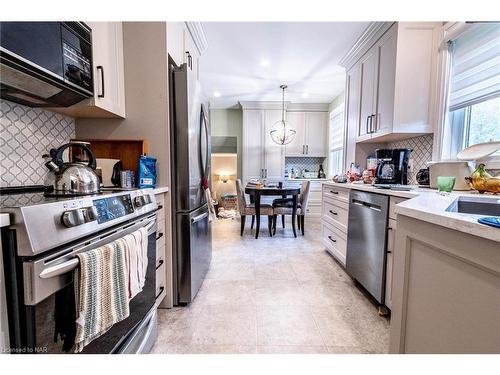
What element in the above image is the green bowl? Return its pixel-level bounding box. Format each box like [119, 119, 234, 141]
[437, 176, 456, 193]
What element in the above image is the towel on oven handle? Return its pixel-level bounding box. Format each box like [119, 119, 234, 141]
[73, 240, 130, 353]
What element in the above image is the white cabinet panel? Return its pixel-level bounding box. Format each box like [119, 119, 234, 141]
[374, 25, 397, 136]
[167, 22, 186, 66]
[242, 110, 265, 184]
[358, 48, 377, 141]
[285, 112, 306, 156]
[305, 112, 328, 156]
[345, 64, 361, 170]
[264, 110, 284, 181]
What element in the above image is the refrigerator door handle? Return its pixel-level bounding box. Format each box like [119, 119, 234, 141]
[191, 212, 208, 224]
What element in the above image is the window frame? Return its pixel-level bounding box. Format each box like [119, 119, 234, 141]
[435, 22, 500, 167]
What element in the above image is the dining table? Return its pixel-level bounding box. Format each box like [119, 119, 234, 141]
[245, 185, 301, 239]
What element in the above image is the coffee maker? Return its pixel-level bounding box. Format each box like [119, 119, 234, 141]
[374, 148, 412, 185]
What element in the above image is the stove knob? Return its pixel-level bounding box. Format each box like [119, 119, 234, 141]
[134, 195, 148, 208]
[61, 209, 85, 228]
[83, 206, 98, 223]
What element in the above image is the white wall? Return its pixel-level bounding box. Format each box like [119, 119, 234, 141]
[75, 22, 170, 187]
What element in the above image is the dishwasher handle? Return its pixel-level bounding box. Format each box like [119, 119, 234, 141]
[351, 198, 381, 211]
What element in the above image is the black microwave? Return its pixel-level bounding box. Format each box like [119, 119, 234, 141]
[0, 22, 93, 107]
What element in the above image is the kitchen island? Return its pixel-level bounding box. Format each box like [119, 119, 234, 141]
[320, 180, 500, 353]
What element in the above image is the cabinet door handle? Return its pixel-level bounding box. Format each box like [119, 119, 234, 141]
[306, 145, 309, 154]
[157, 204, 163, 210]
[329, 210, 338, 216]
[156, 232, 164, 241]
[387, 227, 393, 231]
[328, 235, 337, 243]
[302, 145, 305, 154]
[97, 66, 105, 98]
[329, 190, 339, 195]
[366, 115, 371, 135]
[370, 114, 376, 133]
[156, 286, 165, 300]
[156, 259, 164, 270]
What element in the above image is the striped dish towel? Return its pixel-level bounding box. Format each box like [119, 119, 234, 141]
[73, 239, 130, 353]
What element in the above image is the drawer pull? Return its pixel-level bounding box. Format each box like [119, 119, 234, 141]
[156, 259, 164, 270]
[156, 286, 165, 300]
[328, 235, 337, 243]
[156, 204, 163, 210]
[156, 232, 164, 240]
[329, 210, 338, 216]
[387, 227, 393, 231]
[329, 190, 339, 195]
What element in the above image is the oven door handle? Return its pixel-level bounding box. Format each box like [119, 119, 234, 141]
[39, 219, 156, 279]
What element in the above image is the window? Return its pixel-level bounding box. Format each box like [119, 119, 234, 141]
[445, 23, 500, 159]
[329, 104, 345, 176]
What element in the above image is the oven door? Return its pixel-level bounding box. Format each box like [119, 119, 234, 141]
[5, 214, 157, 354]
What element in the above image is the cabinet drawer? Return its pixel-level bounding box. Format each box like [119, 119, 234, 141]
[322, 197, 349, 233]
[322, 184, 350, 203]
[321, 221, 347, 266]
[389, 196, 407, 220]
[309, 190, 322, 202]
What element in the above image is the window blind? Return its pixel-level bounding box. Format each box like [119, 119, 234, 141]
[449, 23, 500, 111]
[329, 111, 344, 150]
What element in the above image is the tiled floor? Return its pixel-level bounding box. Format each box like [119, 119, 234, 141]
[151, 217, 390, 354]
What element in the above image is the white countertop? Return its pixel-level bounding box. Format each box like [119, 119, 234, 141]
[285, 178, 329, 182]
[0, 214, 9, 228]
[395, 193, 500, 243]
[152, 186, 169, 194]
[322, 180, 500, 242]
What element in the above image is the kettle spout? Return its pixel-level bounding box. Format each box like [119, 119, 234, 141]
[43, 154, 59, 173]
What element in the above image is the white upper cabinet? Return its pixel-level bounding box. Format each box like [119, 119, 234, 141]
[87, 22, 126, 118]
[242, 110, 265, 183]
[167, 22, 186, 67]
[345, 64, 361, 170]
[285, 112, 307, 156]
[53, 22, 126, 118]
[343, 22, 441, 144]
[358, 48, 378, 142]
[305, 112, 328, 156]
[167, 22, 207, 79]
[284, 111, 328, 157]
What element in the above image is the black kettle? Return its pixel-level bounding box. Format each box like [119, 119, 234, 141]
[416, 168, 430, 186]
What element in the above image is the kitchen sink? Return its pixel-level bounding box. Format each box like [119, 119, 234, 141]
[446, 196, 500, 216]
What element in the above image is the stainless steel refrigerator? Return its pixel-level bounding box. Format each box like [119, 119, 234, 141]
[169, 61, 212, 305]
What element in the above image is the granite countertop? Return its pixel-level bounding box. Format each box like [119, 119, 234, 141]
[322, 180, 500, 242]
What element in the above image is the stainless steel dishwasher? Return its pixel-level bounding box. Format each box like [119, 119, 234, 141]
[346, 190, 389, 305]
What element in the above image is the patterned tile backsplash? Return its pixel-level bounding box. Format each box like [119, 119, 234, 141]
[387, 134, 434, 184]
[0, 100, 75, 187]
[285, 157, 327, 177]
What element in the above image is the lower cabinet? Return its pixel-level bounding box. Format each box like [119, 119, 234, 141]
[321, 184, 350, 266]
[154, 192, 167, 305]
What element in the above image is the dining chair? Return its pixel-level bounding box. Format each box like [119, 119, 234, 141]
[272, 180, 310, 235]
[235, 179, 274, 237]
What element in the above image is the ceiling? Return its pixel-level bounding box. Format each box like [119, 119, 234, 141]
[200, 22, 370, 109]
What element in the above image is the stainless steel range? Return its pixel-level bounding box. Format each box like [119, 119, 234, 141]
[0, 187, 160, 353]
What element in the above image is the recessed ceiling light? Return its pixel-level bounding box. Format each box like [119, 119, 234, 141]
[213, 91, 221, 97]
[301, 92, 309, 98]
[259, 59, 270, 67]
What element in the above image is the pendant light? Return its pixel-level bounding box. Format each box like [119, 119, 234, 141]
[270, 85, 296, 145]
